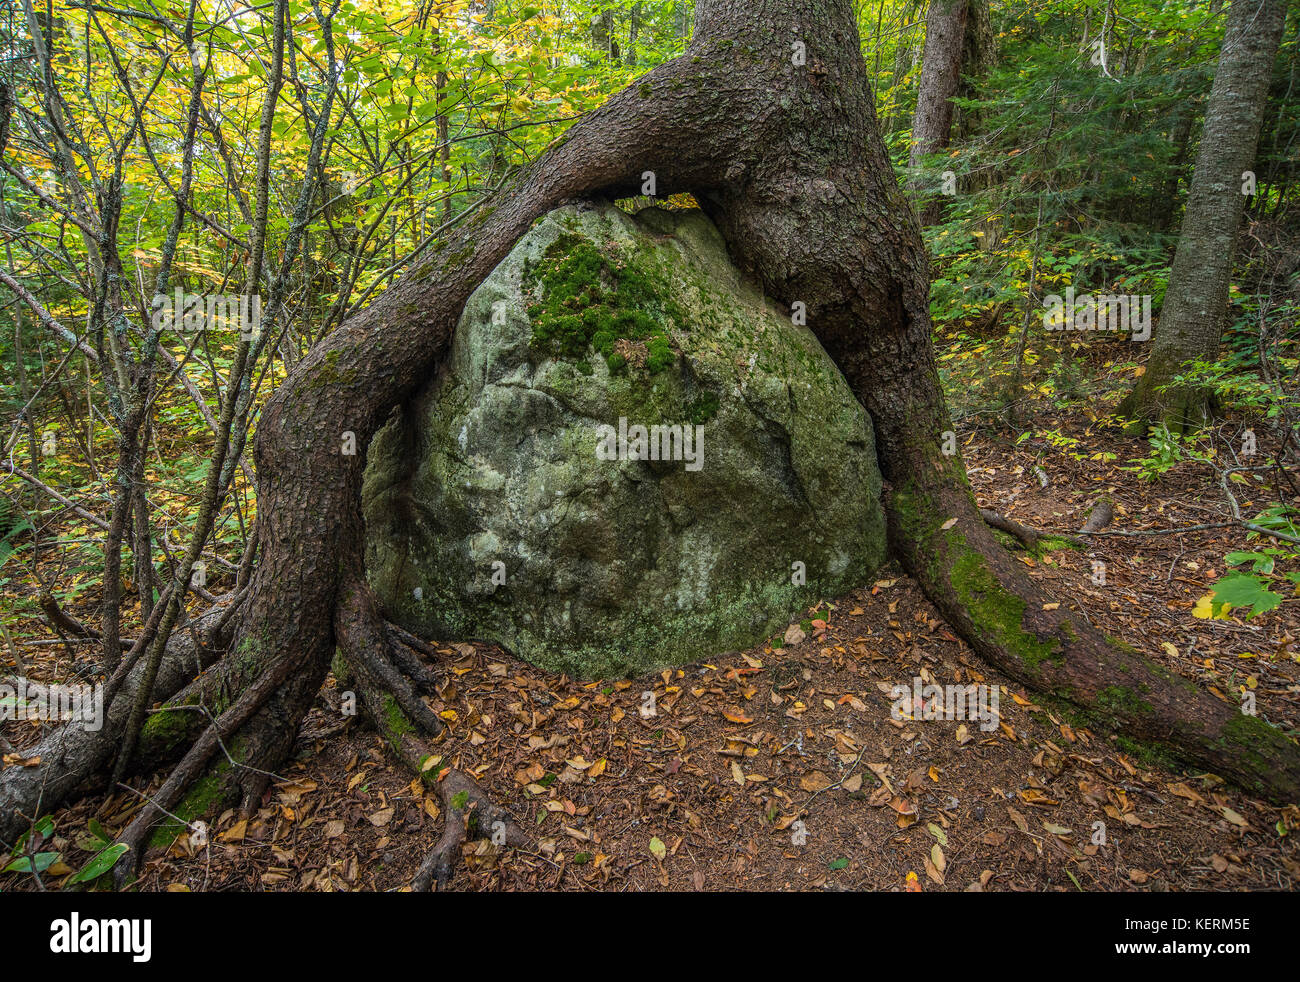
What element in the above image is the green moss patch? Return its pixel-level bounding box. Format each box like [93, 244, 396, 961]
[523, 231, 678, 374]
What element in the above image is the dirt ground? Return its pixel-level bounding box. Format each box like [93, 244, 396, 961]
[4, 406, 1299, 893]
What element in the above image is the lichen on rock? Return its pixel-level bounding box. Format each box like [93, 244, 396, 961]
[363, 201, 887, 678]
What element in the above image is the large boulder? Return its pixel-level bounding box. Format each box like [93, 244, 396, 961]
[362, 201, 886, 679]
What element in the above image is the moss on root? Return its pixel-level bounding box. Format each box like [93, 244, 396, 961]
[1213, 713, 1299, 797]
[380, 693, 416, 749]
[1096, 684, 1154, 719]
[948, 547, 1062, 671]
[147, 757, 234, 850]
[887, 485, 1061, 673]
[137, 705, 196, 759]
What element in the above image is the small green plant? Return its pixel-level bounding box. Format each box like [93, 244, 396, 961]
[1120, 425, 1210, 483]
[1, 815, 127, 890]
[1210, 505, 1300, 619]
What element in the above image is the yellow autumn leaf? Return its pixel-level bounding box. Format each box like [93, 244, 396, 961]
[1192, 593, 1233, 620]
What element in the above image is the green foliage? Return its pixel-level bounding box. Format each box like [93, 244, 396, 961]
[1211, 506, 1300, 619]
[1121, 425, 1206, 483]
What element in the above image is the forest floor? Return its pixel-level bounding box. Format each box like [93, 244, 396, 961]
[3, 360, 1299, 892]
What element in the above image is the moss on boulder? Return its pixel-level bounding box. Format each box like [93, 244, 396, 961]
[363, 202, 887, 678]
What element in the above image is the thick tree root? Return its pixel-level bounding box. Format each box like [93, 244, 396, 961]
[333, 585, 527, 890]
[0, 601, 231, 848]
[891, 476, 1300, 802]
[110, 634, 304, 885]
[411, 769, 530, 892]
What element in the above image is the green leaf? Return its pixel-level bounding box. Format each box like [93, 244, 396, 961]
[4, 851, 60, 874]
[67, 843, 129, 884]
[1211, 572, 1283, 618]
[829, 857, 849, 870]
[87, 818, 111, 846]
[1225, 552, 1274, 574]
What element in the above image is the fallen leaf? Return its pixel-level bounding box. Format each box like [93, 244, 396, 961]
[800, 771, 833, 792]
[1217, 806, 1248, 828]
[931, 843, 946, 873]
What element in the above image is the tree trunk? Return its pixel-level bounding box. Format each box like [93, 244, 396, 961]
[1121, 0, 1288, 433]
[908, 0, 968, 224]
[4, 0, 1298, 875]
[953, 0, 992, 145]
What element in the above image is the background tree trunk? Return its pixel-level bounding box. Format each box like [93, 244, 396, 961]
[1121, 0, 1288, 433]
[908, 0, 969, 224]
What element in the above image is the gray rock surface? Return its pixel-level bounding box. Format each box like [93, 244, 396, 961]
[363, 201, 886, 678]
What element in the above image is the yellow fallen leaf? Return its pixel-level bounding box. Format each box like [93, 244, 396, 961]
[1192, 593, 1233, 620]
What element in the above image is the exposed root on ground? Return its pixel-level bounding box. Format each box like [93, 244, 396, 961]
[411, 769, 530, 892]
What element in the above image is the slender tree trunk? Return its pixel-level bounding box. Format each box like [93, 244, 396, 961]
[628, 3, 642, 66]
[1121, 0, 1288, 433]
[953, 0, 992, 145]
[908, 0, 968, 224]
[5, 0, 1298, 871]
[1155, 106, 1196, 233]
